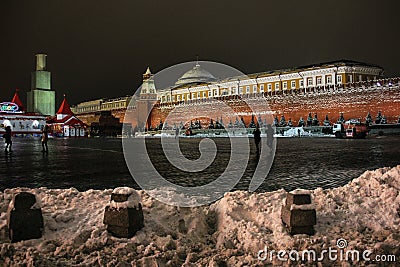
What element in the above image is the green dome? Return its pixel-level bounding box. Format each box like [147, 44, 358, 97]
[175, 63, 217, 86]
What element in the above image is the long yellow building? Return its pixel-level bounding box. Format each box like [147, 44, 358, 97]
[157, 60, 383, 104]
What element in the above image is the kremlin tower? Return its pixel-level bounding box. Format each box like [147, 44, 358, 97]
[27, 54, 56, 116]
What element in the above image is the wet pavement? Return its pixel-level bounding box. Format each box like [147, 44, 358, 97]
[1, 136, 399, 192]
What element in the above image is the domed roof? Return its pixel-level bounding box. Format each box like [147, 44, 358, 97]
[175, 63, 217, 86]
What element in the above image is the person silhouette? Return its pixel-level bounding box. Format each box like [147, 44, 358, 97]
[41, 125, 49, 153]
[4, 126, 12, 153]
[175, 127, 179, 139]
[253, 124, 261, 154]
[266, 124, 274, 149]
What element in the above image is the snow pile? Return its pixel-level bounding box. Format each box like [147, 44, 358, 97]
[0, 166, 399, 266]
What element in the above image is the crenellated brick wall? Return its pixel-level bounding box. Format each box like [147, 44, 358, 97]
[75, 85, 400, 130]
[149, 86, 400, 128]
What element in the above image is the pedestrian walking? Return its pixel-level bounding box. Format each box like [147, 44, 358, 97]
[175, 127, 179, 139]
[42, 125, 49, 153]
[4, 126, 12, 153]
[253, 124, 261, 154]
[266, 124, 274, 149]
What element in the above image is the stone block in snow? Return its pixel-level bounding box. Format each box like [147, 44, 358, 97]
[7, 192, 44, 242]
[103, 187, 144, 238]
[281, 190, 316, 235]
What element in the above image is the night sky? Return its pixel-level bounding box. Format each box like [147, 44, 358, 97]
[1, 0, 399, 106]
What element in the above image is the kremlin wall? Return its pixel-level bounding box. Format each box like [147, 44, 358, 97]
[147, 82, 400, 129]
[3, 55, 399, 137]
[115, 60, 400, 132]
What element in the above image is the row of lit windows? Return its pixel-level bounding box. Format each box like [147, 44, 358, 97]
[76, 102, 128, 113]
[76, 105, 100, 112]
[159, 73, 378, 102]
[102, 102, 126, 110]
[162, 76, 338, 102]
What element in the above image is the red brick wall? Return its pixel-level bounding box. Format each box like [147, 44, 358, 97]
[149, 87, 400, 127]
[77, 86, 400, 129]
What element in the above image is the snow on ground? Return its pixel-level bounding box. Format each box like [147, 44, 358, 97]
[0, 166, 399, 266]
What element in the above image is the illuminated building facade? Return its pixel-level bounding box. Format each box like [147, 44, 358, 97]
[0, 90, 46, 136]
[47, 96, 86, 137]
[145, 60, 398, 130]
[72, 60, 400, 132]
[71, 96, 132, 126]
[27, 54, 56, 116]
[157, 60, 383, 104]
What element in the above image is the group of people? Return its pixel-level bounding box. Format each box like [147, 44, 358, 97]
[3, 125, 50, 153]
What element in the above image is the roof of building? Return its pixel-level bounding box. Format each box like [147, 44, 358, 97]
[11, 89, 25, 111]
[296, 59, 383, 70]
[175, 63, 217, 86]
[157, 59, 384, 93]
[48, 115, 86, 126]
[245, 60, 384, 79]
[57, 95, 74, 115]
[144, 67, 152, 75]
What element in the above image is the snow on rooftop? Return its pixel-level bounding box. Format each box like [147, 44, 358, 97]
[109, 187, 141, 209]
[289, 189, 311, 195]
[112, 187, 135, 195]
[0, 165, 399, 265]
[6, 188, 42, 211]
[290, 203, 315, 211]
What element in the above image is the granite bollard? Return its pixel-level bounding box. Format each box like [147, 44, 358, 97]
[103, 187, 144, 238]
[281, 189, 316, 235]
[7, 191, 44, 242]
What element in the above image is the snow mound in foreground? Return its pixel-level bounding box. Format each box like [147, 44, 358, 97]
[0, 166, 399, 266]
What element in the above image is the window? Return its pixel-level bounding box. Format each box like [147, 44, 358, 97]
[197, 92, 200, 98]
[203, 92, 206, 98]
[291, 81, 296, 89]
[337, 75, 342, 84]
[167, 96, 170, 102]
[208, 91, 212, 97]
[326, 75, 332, 84]
[317, 77, 322, 85]
[358, 75, 362, 82]
[231, 87, 236, 94]
[348, 75, 353, 83]
[260, 84, 264, 92]
[300, 80, 304, 87]
[192, 93, 196, 99]
[275, 82, 280, 90]
[283, 82, 287, 90]
[253, 85, 257, 93]
[246, 86, 250, 93]
[268, 84, 272, 91]
[240, 87, 244, 94]
[214, 90, 217, 96]
[307, 78, 313, 86]
[177, 95, 181, 101]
